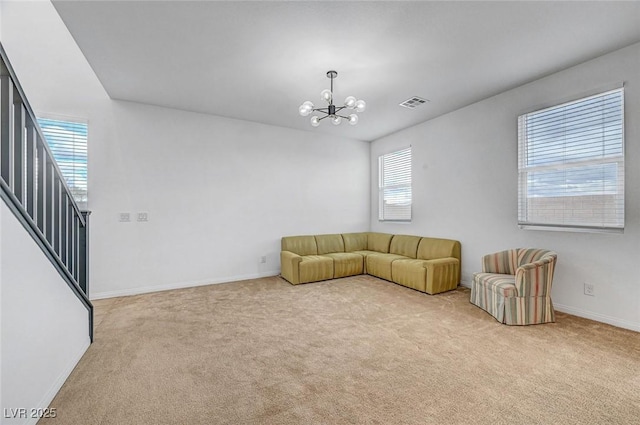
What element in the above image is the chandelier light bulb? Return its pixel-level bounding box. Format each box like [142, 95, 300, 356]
[355, 99, 366, 113]
[331, 116, 342, 126]
[348, 114, 359, 125]
[320, 89, 332, 103]
[310, 116, 320, 127]
[299, 104, 311, 117]
[344, 96, 357, 109]
[303, 101, 314, 109]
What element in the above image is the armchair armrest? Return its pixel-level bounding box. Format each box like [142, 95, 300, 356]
[280, 251, 302, 285]
[515, 257, 556, 297]
[424, 257, 460, 294]
[482, 249, 518, 274]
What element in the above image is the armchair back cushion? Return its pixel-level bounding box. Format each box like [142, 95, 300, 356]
[367, 232, 393, 253]
[342, 233, 368, 252]
[390, 235, 421, 258]
[482, 249, 518, 275]
[281, 235, 317, 256]
[316, 234, 345, 255]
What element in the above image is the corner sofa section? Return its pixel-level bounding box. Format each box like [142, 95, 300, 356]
[280, 232, 461, 295]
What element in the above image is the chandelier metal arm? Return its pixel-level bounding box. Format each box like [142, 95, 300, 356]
[313, 111, 351, 121]
[312, 108, 350, 120]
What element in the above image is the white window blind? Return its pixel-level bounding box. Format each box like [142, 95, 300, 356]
[38, 117, 88, 206]
[379, 147, 411, 221]
[517, 88, 624, 231]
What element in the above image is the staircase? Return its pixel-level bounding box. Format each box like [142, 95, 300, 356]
[0, 42, 92, 341]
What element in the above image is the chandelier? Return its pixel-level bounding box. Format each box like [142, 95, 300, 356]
[298, 70, 366, 127]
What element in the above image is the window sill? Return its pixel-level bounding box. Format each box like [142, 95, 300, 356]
[518, 224, 624, 234]
[379, 220, 412, 223]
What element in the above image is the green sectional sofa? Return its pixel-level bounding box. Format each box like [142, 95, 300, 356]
[280, 232, 461, 295]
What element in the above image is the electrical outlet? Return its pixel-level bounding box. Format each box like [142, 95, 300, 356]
[584, 283, 595, 296]
[259, 256, 267, 264]
[137, 212, 149, 222]
[119, 212, 130, 222]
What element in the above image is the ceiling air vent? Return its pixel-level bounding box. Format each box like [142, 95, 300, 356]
[399, 96, 429, 109]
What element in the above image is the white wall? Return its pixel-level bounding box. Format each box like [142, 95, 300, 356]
[89, 101, 369, 298]
[1, 1, 370, 299]
[371, 43, 640, 331]
[0, 202, 90, 425]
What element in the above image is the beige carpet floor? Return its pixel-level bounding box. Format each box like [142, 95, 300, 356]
[40, 275, 640, 425]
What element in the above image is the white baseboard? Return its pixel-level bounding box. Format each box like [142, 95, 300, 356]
[460, 280, 638, 332]
[90, 270, 280, 300]
[554, 303, 640, 333]
[20, 339, 91, 425]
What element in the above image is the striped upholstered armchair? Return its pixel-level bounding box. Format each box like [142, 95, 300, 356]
[470, 249, 557, 325]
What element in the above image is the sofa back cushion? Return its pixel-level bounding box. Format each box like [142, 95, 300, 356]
[281, 235, 318, 256]
[315, 234, 345, 255]
[517, 248, 556, 266]
[342, 233, 368, 252]
[367, 232, 393, 253]
[417, 237, 461, 261]
[389, 235, 421, 258]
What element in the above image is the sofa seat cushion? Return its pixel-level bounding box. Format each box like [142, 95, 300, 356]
[350, 250, 379, 273]
[352, 250, 380, 257]
[299, 255, 334, 284]
[366, 253, 408, 281]
[321, 253, 363, 278]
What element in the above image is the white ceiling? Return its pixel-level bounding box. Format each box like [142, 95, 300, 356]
[52, 1, 640, 142]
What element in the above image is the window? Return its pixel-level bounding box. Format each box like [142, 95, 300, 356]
[379, 146, 411, 221]
[38, 117, 88, 206]
[518, 88, 624, 231]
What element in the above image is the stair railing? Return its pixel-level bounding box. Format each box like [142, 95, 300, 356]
[0, 42, 92, 341]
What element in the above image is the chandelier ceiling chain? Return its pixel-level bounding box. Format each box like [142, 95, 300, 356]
[299, 70, 366, 127]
